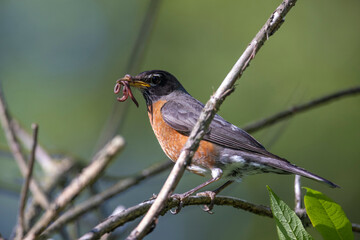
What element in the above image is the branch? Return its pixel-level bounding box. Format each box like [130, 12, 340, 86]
[24, 157, 74, 231]
[294, 175, 306, 218]
[294, 175, 301, 209]
[353, 223, 360, 233]
[11, 120, 58, 174]
[24, 136, 125, 240]
[125, 0, 162, 73]
[80, 195, 360, 240]
[9, 120, 76, 229]
[0, 86, 49, 209]
[41, 160, 172, 238]
[79, 195, 272, 240]
[15, 124, 39, 240]
[95, 0, 162, 150]
[243, 86, 360, 133]
[127, 0, 298, 239]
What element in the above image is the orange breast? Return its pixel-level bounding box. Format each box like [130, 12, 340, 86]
[148, 100, 218, 175]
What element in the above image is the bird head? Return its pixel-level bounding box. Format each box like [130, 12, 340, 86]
[116, 70, 186, 105]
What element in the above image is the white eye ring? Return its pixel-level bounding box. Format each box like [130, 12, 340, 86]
[149, 74, 161, 85]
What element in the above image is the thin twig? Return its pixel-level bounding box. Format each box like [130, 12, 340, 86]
[95, 0, 162, 151]
[88, 183, 109, 221]
[127, 0, 298, 239]
[41, 160, 172, 238]
[353, 223, 360, 233]
[294, 175, 302, 210]
[125, 0, 162, 73]
[24, 136, 125, 240]
[79, 195, 272, 240]
[15, 124, 39, 240]
[294, 175, 306, 217]
[0, 86, 49, 209]
[24, 157, 75, 231]
[10, 120, 75, 229]
[294, 175, 301, 210]
[12, 120, 57, 174]
[99, 205, 127, 240]
[243, 86, 360, 133]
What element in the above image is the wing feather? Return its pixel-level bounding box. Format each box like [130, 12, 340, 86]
[161, 97, 282, 159]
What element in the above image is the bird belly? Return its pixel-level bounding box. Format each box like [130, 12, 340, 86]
[149, 100, 218, 176]
[220, 155, 271, 181]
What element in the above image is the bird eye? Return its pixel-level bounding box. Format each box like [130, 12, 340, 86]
[149, 74, 161, 85]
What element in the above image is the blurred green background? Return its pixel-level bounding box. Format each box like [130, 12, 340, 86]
[0, 0, 359, 239]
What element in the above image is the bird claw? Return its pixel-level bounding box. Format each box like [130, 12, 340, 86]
[169, 191, 217, 214]
[196, 191, 217, 214]
[149, 193, 157, 200]
[170, 206, 182, 215]
[170, 193, 187, 214]
[201, 205, 214, 214]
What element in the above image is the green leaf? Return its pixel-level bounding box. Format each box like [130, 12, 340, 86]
[276, 225, 287, 240]
[304, 187, 354, 240]
[267, 186, 313, 240]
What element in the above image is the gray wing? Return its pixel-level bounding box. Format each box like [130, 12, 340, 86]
[161, 97, 279, 159]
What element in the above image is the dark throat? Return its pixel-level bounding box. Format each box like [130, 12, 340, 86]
[143, 92, 154, 122]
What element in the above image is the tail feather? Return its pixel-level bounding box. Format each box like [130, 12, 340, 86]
[247, 152, 340, 188]
[265, 157, 340, 188]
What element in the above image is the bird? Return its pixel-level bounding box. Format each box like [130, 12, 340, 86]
[114, 70, 339, 212]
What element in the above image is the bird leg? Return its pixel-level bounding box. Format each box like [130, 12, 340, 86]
[170, 176, 221, 214]
[197, 180, 234, 213]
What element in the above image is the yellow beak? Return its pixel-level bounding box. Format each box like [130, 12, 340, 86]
[117, 74, 150, 88]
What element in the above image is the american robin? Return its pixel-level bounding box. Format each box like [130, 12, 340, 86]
[115, 70, 338, 211]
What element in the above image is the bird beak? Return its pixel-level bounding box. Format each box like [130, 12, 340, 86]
[117, 74, 150, 88]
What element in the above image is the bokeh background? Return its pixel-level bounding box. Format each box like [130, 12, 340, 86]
[0, 0, 359, 239]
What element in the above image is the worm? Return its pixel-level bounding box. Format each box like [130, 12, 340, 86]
[114, 80, 139, 107]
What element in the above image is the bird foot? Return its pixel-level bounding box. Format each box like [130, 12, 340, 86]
[196, 191, 217, 214]
[170, 193, 189, 214]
